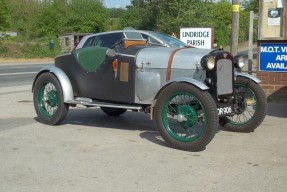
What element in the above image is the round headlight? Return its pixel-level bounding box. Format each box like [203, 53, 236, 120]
[207, 56, 215, 70]
[234, 55, 245, 69]
[201, 55, 215, 70]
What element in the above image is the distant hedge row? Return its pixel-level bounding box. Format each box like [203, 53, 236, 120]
[0, 42, 61, 58]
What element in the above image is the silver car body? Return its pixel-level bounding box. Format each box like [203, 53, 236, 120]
[134, 47, 213, 104]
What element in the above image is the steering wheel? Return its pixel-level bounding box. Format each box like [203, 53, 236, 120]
[110, 39, 124, 49]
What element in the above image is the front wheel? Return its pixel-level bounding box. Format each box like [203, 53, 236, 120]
[33, 73, 69, 125]
[220, 77, 267, 132]
[153, 83, 218, 151]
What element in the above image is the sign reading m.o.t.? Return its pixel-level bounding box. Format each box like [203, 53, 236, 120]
[259, 42, 287, 72]
[180, 28, 214, 49]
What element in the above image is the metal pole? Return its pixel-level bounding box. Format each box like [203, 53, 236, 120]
[284, 1, 287, 39]
[248, 11, 254, 74]
[231, 0, 240, 56]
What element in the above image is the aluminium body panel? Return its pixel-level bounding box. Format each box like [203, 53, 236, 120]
[32, 65, 74, 102]
[135, 47, 212, 69]
[134, 67, 207, 104]
[172, 48, 213, 69]
[235, 72, 261, 83]
[134, 47, 211, 104]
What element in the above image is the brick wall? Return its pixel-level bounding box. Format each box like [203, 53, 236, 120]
[257, 72, 287, 100]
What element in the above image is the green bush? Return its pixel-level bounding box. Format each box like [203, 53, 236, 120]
[0, 41, 61, 58]
[0, 42, 9, 56]
[21, 42, 60, 58]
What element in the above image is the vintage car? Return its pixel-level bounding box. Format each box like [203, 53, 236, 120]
[32, 30, 267, 151]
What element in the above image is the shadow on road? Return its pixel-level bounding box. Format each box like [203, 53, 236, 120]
[35, 108, 213, 151]
[57, 108, 171, 149]
[267, 102, 287, 118]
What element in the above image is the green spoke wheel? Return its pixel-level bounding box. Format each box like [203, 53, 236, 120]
[37, 82, 59, 117]
[33, 73, 69, 125]
[163, 93, 205, 142]
[220, 77, 267, 132]
[154, 83, 218, 151]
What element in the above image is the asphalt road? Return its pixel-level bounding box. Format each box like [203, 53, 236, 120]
[0, 61, 286, 192]
[0, 63, 52, 87]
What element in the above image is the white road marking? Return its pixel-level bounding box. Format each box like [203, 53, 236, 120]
[0, 72, 37, 76]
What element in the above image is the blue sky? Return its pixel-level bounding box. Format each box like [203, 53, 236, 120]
[104, 0, 131, 8]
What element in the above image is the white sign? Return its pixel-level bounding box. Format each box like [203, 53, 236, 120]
[277, 0, 284, 8]
[180, 28, 213, 49]
[268, 8, 281, 26]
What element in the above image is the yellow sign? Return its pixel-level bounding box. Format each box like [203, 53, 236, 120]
[232, 5, 240, 12]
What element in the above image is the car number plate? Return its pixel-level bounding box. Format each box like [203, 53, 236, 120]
[217, 106, 232, 116]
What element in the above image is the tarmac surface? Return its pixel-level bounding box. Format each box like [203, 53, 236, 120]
[0, 84, 286, 192]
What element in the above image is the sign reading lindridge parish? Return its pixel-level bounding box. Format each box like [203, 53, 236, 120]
[180, 28, 214, 49]
[259, 42, 287, 72]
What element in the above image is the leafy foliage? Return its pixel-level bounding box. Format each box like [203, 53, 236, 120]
[120, 0, 212, 33]
[5, 0, 109, 39]
[6, 0, 41, 38]
[211, 0, 232, 46]
[0, 42, 61, 58]
[0, 0, 11, 31]
[120, 0, 256, 46]
[241, 0, 259, 13]
[1, 0, 257, 57]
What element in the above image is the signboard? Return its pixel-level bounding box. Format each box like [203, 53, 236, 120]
[259, 42, 287, 72]
[268, 8, 281, 26]
[180, 28, 214, 49]
[232, 5, 240, 12]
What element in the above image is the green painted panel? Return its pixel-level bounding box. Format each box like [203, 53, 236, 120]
[73, 46, 108, 72]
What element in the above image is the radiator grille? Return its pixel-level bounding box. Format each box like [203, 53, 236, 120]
[217, 59, 233, 95]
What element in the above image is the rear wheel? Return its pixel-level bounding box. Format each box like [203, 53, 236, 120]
[101, 107, 127, 116]
[33, 73, 69, 125]
[220, 77, 267, 132]
[153, 83, 218, 151]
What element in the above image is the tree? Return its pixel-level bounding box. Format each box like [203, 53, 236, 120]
[120, 0, 158, 30]
[32, 0, 109, 38]
[155, 0, 213, 34]
[66, 0, 109, 33]
[109, 8, 126, 18]
[6, 0, 41, 38]
[238, 9, 250, 43]
[241, 0, 259, 13]
[211, 0, 232, 46]
[239, 0, 259, 43]
[0, 0, 11, 31]
[33, 0, 69, 38]
[120, 0, 214, 34]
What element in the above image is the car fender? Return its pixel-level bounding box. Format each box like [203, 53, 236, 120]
[165, 77, 209, 90]
[235, 72, 261, 83]
[150, 78, 209, 120]
[32, 66, 74, 102]
[155, 77, 209, 100]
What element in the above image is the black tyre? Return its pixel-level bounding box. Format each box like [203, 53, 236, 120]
[153, 82, 218, 151]
[101, 107, 127, 116]
[33, 73, 69, 125]
[220, 77, 267, 132]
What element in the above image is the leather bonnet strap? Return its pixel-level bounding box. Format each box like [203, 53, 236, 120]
[166, 47, 189, 81]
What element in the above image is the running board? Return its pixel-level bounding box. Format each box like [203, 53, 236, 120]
[66, 97, 143, 111]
